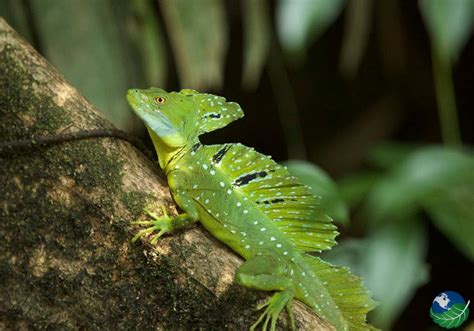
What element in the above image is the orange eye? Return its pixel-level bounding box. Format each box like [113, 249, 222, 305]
[154, 96, 166, 104]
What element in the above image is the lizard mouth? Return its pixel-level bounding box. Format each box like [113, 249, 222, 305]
[126, 89, 142, 109]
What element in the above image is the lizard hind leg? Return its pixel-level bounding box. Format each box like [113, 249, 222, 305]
[235, 254, 295, 331]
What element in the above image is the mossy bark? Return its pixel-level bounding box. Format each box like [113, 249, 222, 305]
[0, 18, 333, 330]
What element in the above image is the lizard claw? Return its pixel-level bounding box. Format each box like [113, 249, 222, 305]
[131, 226, 156, 243]
[256, 300, 270, 311]
[250, 289, 294, 331]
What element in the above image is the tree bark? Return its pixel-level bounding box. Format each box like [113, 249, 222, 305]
[0, 18, 333, 330]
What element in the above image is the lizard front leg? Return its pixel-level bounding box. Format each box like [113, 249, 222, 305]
[131, 206, 198, 245]
[132, 173, 199, 245]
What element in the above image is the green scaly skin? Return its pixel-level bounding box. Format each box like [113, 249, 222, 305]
[127, 88, 377, 331]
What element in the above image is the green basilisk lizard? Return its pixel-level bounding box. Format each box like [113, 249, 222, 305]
[127, 88, 376, 331]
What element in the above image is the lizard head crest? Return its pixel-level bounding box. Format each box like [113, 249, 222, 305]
[180, 89, 244, 135]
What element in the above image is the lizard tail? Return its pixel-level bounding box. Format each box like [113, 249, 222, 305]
[303, 255, 378, 330]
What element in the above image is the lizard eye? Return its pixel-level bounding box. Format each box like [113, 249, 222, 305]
[154, 96, 166, 104]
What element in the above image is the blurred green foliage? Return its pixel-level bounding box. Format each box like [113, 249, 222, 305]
[366, 147, 474, 230]
[276, 0, 345, 63]
[29, 0, 134, 130]
[129, 0, 167, 87]
[242, 0, 271, 89]
[1, 0, 473, 329]
[419, 0, 474, 145]
[419, 0, 474, 64]
[159, 0, 228, 90]
[3, 0, 472, 145]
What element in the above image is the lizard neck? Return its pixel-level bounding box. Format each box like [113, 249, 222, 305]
[147, 127, 199, 172]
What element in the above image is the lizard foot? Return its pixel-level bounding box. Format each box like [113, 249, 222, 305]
[131, 206, 172, 245]
[250, 289, 295, 331]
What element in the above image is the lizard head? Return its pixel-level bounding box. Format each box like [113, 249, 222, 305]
[127, 88, 196, 148]
[127, 88, 244, 148]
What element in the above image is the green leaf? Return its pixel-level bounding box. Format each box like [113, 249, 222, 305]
[30, 0, 135, 131]
[366, 147, 474, 225]
[159, 0, 228, 90]
[363, 220, 429, 329]
[241, 0, 271, 90]
[323, 219, 429, 329]
[419, 0, 474, 63]
[423, 184, 474, 261]
[430, 303, 470, 329]
[283, 160, 349, 225]
[276, 0, 345, 60]
[367, 141, 421, 170]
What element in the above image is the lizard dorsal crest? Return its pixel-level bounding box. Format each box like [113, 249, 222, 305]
[200, 143, 338, 253]
[180, 89, 244, 135]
